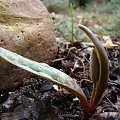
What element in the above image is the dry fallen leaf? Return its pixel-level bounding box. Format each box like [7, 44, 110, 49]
[103, 36, 118, 49]
[81, 35, 118, 49]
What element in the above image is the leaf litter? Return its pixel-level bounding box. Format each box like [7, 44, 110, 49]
[0, 37, 120, 120]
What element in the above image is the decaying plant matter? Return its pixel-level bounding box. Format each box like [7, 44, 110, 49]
[0, 24, 109, 115]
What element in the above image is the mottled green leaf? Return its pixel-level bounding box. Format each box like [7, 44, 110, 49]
[0, 47, 89, 112]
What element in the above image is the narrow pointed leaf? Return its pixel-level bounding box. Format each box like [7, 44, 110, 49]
[0, 47, 89, 113]
[78, 24, 109, 113]
[90, 48, 99, 84]
[89, 48, 100, 108]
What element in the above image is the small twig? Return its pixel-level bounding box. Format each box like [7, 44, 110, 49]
[61, 114, 80, 119]
[80, 79, 93, 85]
[52, 58, 65, 62]
[104, 94, 120, 112]
[81, 59, 86, 73]
[67, 47, 77, 57]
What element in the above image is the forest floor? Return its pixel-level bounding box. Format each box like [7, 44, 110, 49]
[0, 37, 120, 120]
[0, 4, 120, 120]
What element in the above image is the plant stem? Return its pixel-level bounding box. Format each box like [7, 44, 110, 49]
[70, 3, 74, 46]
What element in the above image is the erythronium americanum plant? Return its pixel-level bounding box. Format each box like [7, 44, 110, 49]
[0, 24, 109, 115]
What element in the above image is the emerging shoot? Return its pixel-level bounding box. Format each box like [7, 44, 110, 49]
[0, 24, 109, 115]
[70, 3, 74, 46]
[78, 24, 109, 113]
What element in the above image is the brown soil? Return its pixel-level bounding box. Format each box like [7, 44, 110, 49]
[0, 36, 120, 120]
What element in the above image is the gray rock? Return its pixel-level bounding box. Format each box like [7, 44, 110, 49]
[0, 0, 58, 92]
